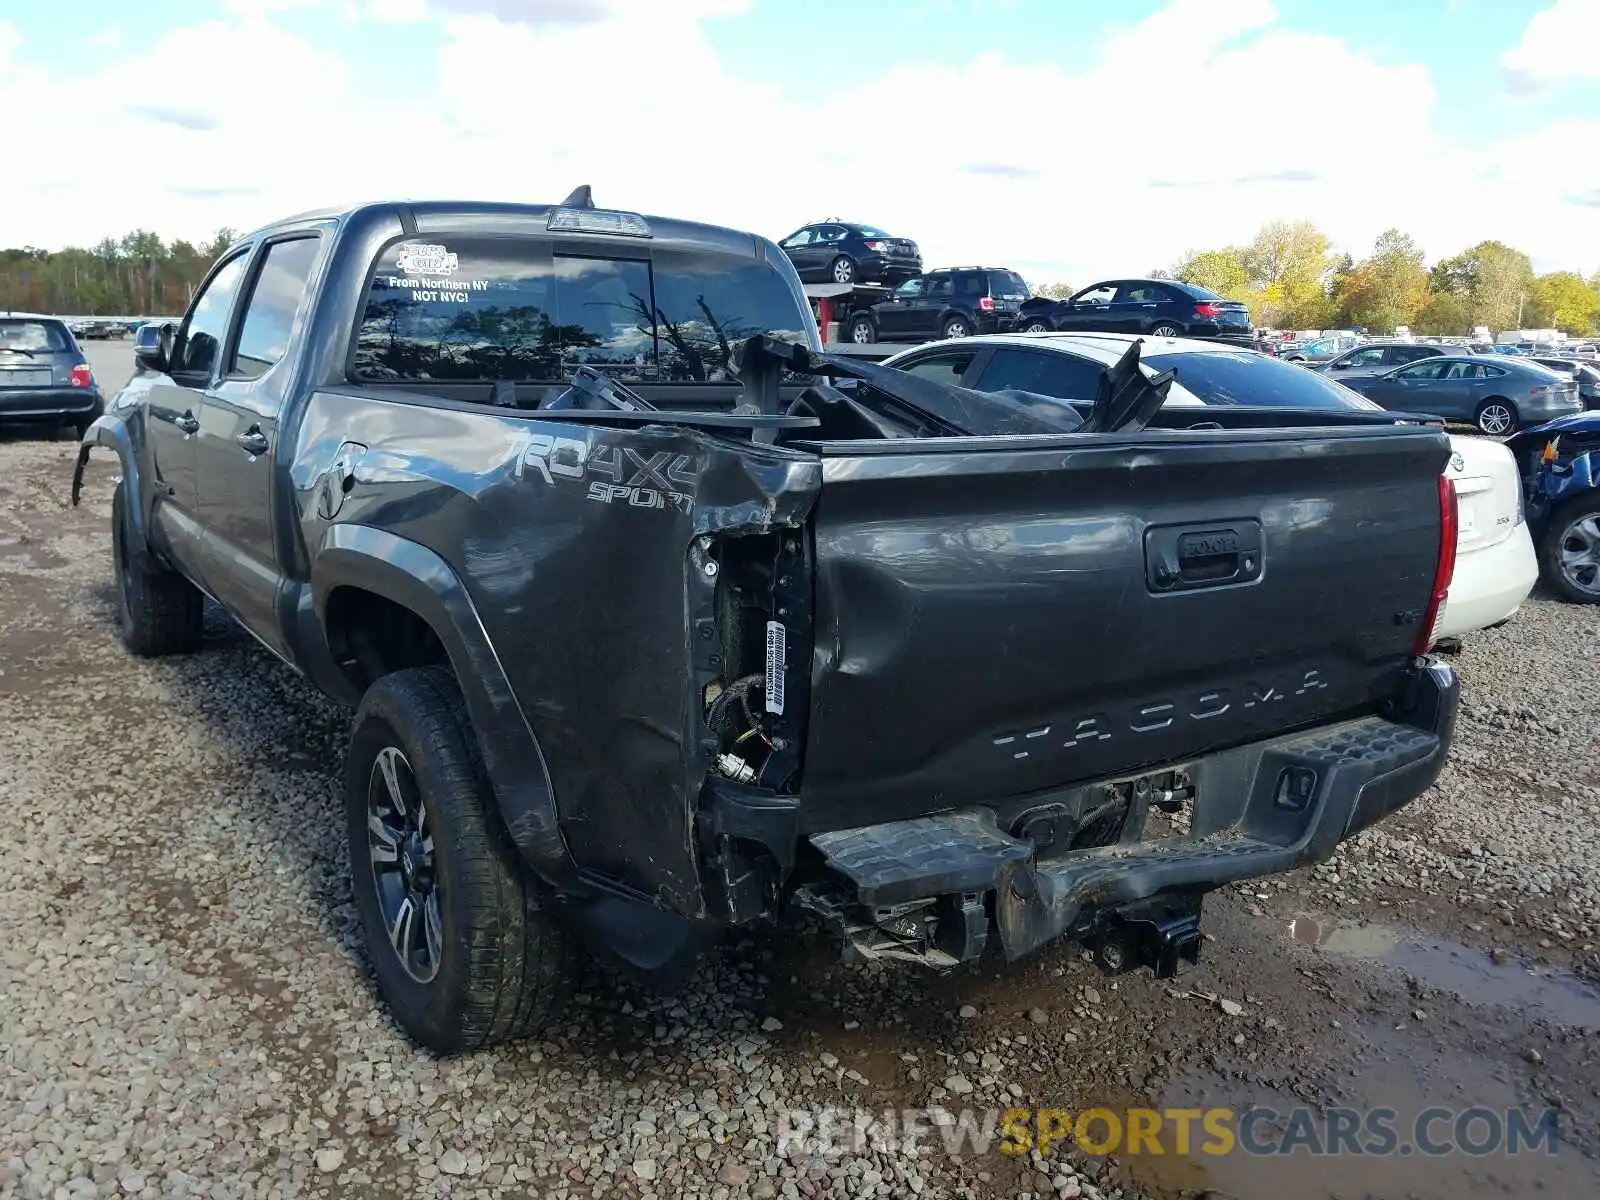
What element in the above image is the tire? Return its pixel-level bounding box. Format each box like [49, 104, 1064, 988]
[847, 314, 876, 345]
[942, 316, 971, 339]
[829, 256, 856, 285]
[111, 482, 203, 657]
[1020, 320, 1051, 334]
[1538, 499, 1600, 604]
[1474, 398, 1517, 436]
[1149, 322, 1182, 337]
[347, 666, 571, 1053]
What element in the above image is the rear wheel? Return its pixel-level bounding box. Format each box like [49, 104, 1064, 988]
[1539, 499, 1600, 604]
[830, 256, 856, 285]
[847, 314, 876, 345]
[1149, 322, 1182, 337]
[942, 316, 971, 339]
[1474, 398, 1517, 436]
[1020, 320, 1051, 334]
[111, 482, 204, 657]
[347, 666, 572, 1052]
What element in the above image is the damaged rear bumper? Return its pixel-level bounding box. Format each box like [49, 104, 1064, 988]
[798, 659, 1457, 972]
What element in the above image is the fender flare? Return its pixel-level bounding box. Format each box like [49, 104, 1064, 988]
[311, 524, 579, 887]
[71, 414, 146, 541]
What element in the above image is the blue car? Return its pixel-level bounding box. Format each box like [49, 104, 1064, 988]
[1506, 411, 1600, 603]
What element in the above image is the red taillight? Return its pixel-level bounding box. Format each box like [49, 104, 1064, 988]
[863, 240, 887, 251]
[1412, 474, 1458, 656]
[1192, 302, 1221, 318]
[978, 296, 996, 311]
[70, 364, 94, 388]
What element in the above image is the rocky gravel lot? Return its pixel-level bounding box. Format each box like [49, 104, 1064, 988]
[1, 345, 1597, 1199]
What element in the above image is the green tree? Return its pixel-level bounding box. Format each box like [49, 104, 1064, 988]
[1336, 229, 1428, 333]
[1430, 241, 1534, 330]
[1033, 281, 1076, 298]
[1173, 248, 1249, 298]
[1524, 271, 1600, 335]
[1413, 291, 1474, 336]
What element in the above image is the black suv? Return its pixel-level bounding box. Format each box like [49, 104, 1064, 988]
[778, 221, 921, 286]
[1, 313, 104, 435]
[844, 267, 1031, 344]
[1015, 279, 1253, 343]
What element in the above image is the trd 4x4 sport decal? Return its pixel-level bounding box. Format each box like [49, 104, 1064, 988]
[515, 433, 699, 513]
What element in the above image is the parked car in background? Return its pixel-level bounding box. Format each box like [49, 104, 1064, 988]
[1315, 341, 1446, 380]
[881, 332, 1534, 639]
[1280, 334, 1360, 363]
[1013, 279, 1252, 343]
[1506, 412, 1600, 604]
[1343, 355, 1583, 434]
[0, 313, 104, 436]
[778, 221, 921, 285]
[842, 266, 1031, 344]
[1533, 357, 1600, 409]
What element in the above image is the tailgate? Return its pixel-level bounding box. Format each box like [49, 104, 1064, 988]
[799, 426, 1450, 829]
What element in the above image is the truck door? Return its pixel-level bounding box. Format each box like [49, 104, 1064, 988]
[193, 235, 324, 657]
[144, 250, 253, 585]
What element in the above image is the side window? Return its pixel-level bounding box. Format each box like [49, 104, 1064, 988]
[781, 228, 814, 249]
[1396, 361, 1447, 380]
[172, 253, 251, 381]
[975, 349, 1102, 400]
[899, 353, 974, 388]
[1482, 365, 1507, 378]
[953, 271, 985, 296]
[1119, 284, 1162, 303]
[816, 225, 846, 245]
[1345, 347, 1385, 366]
[894, 278, 926, 299]
[230, 237, 321, 381]
[1399, 346, 1439, 363]
[925, 274, 954, 300]
[1073, 283, 1117, 305]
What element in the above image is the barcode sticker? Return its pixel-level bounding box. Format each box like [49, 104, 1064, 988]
[765, 620, 787, 715]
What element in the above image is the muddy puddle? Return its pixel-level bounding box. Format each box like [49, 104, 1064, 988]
[1286, 913, 1600, 1031]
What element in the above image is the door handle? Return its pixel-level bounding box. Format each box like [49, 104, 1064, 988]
[236, 428, 269, 456]
[174, 411, 199, 435]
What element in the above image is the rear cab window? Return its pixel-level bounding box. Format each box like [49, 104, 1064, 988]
[991, 271, 1030, 300]
[353, 236, 813, 387]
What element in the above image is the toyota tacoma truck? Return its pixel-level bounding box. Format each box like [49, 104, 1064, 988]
[73, 191, 1460, 1053]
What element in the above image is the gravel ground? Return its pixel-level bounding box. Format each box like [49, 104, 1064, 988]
[1, 345, 1597, 1200]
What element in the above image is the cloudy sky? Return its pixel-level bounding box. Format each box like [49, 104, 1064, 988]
[1, 0, 1597, 284]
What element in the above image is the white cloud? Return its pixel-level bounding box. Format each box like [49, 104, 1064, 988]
[1, 1, 1596, 285]
[1502, 0, 1600, 94]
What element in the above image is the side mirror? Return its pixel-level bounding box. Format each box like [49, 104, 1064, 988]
[133, 323, 172, 373]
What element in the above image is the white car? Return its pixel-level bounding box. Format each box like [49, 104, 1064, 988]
[880, 332, 1536, 639]
[1436, 435, 1537, 639]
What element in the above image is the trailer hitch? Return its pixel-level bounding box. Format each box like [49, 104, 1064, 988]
[1085, 893, 1203, 980]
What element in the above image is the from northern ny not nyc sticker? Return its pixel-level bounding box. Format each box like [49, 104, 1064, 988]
[514, 433, 699, 513]
[389, 242, 489, 303]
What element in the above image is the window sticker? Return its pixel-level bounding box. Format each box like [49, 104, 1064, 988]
[385, 242, 487, 304]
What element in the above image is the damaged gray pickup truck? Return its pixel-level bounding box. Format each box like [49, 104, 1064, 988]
[74, 191, 1461, 1052]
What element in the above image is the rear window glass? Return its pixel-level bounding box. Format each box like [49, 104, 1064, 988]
[1171, 281, 1225, 302]
[854, 226, 891, 238]
[353, 237, 812, 384]
[0, 319, 69, 353]
[1143, 349, 1380, 410]
[993, 271, 1029, 299]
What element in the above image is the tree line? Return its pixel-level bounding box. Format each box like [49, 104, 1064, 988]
[7, 222, 1599, 338]
[1, 229, 237, 316]
[1042, 223, 1600, 337]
